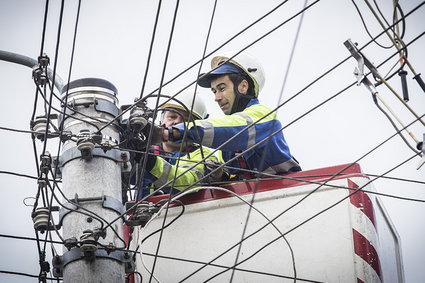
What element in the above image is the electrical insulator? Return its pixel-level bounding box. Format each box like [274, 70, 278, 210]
[32, 116, 49, 141]
[40, 152, 52, 174]
[38, 53, 50, 68]
[129, 106, 148, 133]
[32, 207, 51, 232]
[80, 230, 98, 253]
[77, 129, 95, 160]
[32, 66, 48, 86]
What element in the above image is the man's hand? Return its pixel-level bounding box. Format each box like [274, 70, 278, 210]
[162, 126, 181, 142]
[142, 121, 164, 145]
[205, 159, 224, 182]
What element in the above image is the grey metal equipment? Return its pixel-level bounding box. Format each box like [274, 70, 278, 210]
[344, 38, 423, 153]
[124, 200, 159, 227]
[344, 39, 378, 96]
[52, 249, 135, 277]
[129, 102, 149, 133]
[58, 194, 126, 229]
[55, 78, 128, 283]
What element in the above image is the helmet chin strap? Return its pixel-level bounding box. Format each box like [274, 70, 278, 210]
[229, 85, 254, 114]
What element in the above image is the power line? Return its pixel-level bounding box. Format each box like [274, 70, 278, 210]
[229, 0, 310, 280]
[0, 270, 57, 281]
[141, 252, 324, 283]
[0, 233, 63, 245]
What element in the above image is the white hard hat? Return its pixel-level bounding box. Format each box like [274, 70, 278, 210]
[159, 89, 208, 120]
[198, 51, 265, 97]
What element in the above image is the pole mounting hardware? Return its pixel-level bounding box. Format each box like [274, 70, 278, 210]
[52, 249, 135, 278]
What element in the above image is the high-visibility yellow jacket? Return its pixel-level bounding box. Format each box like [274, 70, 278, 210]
[143, 145, 223, 195]
[173, 98, 301, 176]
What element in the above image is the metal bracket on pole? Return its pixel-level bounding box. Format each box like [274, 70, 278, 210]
[52, 248, 135, 278]
[53, 148, 130, 168]
[58, 195, 126, 228]
[58, 97, 120, 126]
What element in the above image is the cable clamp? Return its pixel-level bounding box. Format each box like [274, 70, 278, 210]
[124, 200, 159, 227]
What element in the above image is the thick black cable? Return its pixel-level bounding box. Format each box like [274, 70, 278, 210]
[141, 1, 220, 275]
[184, 0, 219, 186]
[366, 173, 425, 185]
[47, 0, 84, 250]
[30, 5, 48, 270]
[138, 0, 162, 99]
[33, 0, 64, 276]
[351, 0, 393, 49]
[0, 233, 62, 244]
[40, 0, 64, 157]
[38, 0, 50, 57]
[36, 0, 73, 268]
[0, 170, 40, 180]
[0, 270, 57, 281]
[228, 1, 309, 281]
[142, 253, 324, 282]
[147, 2, 183, 281]
[140, 200, 185, 244]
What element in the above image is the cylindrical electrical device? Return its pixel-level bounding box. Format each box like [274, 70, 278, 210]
[58, 78, 126, 282]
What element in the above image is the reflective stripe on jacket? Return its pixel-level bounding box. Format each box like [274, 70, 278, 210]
[174, 98, 301, 175]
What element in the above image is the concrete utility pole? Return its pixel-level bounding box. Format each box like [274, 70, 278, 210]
[52, 78, 132, 282]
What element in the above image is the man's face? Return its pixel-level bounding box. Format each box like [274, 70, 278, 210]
[161, 109, 189, 127]
[210, 75, 236, 115]
[161, 109, 190, 151]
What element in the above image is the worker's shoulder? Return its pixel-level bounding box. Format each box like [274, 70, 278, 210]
[242, 102, 277, 120]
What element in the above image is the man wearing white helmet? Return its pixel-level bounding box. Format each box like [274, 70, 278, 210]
[139, 90, 224, 197]
[161, 52, 301, 178]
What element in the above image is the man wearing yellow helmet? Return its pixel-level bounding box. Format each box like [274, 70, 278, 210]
[138, 90, 224, 197]
[162, 51, 301, 178]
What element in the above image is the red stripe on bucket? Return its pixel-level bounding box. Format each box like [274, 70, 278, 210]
[353, 229, 382, 281]
[348, 179, 376, 227]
